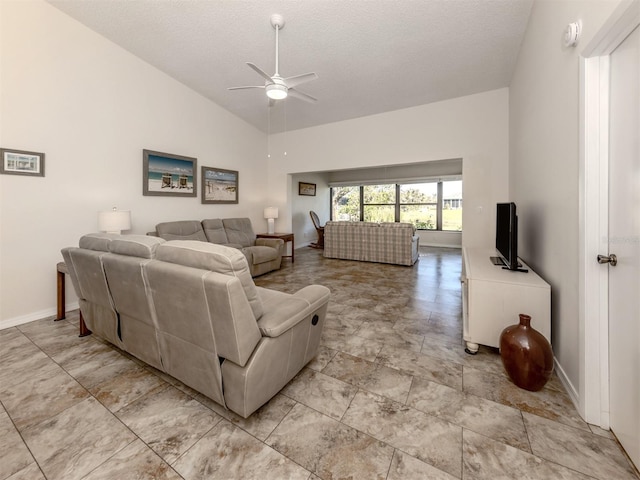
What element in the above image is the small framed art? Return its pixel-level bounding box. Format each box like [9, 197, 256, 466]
[143, 149, 197, 197]
[202, 166, 239, 204]
[0, 148, 45, 177]
[299, 182, 316, 196]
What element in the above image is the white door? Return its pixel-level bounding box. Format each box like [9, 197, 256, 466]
[607, 24, 640, 469]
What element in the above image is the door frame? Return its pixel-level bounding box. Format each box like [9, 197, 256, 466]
[579, 0, 639, 428]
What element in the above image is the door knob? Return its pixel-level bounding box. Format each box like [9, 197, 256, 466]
[597, 254, 617, 266]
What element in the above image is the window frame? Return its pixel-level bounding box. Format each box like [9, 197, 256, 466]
[330, 180, 461, 232]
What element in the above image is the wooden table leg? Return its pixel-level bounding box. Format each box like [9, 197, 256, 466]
[56, 261, 91, 337]
[56, 264, 66, 320]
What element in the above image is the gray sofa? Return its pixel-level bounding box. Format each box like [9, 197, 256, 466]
[62, 233, 330, 418]
[155, 218, 283, 277]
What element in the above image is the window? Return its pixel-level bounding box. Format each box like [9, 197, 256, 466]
[442, 180, 462, 231]
[363, 184, 395, 222]
[330, 179, 462, 231]
[400, 183, 437, 229]
[331, 186, 360, 221]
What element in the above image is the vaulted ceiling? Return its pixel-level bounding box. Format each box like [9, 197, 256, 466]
[48, 0, 533, 133]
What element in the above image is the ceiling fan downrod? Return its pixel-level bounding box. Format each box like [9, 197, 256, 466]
[270, 14, 285, 77]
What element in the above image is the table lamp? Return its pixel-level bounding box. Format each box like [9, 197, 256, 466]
[98, 207, 131, 234]
[263, 207, 278, 234]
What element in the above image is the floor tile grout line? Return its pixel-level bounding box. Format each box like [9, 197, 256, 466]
[260, 393, 352, 479]
[3, 356, 139, 480]
[0, 396, 48, 480]
[166, 413, 224, 472]
[21, 329, 192, 480]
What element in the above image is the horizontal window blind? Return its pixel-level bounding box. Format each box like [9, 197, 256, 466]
[328, 174, 462, 187]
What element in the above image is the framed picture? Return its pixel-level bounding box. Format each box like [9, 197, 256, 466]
[143, 149, 197, 197]
[202, 166, 239, 204]
[299, 182, 316, 196]
[0, 148, 45, 177]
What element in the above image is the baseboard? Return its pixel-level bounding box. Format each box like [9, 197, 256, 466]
[296, 241, 459, 249]
[419, 244, 462, 249]
[554, 357, 581, 416]
[0, 302, 79, 331]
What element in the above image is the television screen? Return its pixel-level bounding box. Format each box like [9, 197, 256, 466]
[495, 202, 519, 270]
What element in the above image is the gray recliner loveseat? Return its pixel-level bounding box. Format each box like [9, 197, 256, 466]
[61, 233, 330, 418]
[155, 218, 283, 277]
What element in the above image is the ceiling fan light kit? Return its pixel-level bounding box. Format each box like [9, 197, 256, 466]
[228, 14, 318, 103]
[266, 83, 287, 100]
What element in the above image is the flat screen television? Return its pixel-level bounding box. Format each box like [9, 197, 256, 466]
[493, 202, 527, 272]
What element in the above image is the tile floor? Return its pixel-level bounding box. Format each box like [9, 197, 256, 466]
[1, 247, 638, 480]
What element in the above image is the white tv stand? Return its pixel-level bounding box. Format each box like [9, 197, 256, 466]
[461, 247, 551, 354]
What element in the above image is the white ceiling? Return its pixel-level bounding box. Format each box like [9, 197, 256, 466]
[47, 0, 533, 134]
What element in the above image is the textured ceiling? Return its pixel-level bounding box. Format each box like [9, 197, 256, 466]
[47, 0, 533, 133]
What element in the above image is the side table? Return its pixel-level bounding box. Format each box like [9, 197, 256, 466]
[56, 262, 91, 337]
[256, 232, 294, 262]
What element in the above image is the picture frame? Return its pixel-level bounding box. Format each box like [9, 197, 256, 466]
[298, 182, 316, 196]
[202, 166, 239, 204]
[143, 149, 197, 197]
[0, 148, 45, 177]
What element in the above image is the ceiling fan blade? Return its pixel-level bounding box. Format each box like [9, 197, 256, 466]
[246, 62, 273, 82]
[228, 86, 265, 91]
[283, 72, 318, 88]
[288, 88, 317, 103]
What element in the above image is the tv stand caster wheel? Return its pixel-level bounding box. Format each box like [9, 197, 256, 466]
[465, 342, 479, 355]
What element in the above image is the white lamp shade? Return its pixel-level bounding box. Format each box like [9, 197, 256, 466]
[98, 209, 131, 234]
[263, 207, 279, 219]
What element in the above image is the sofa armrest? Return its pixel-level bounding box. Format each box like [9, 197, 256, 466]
[257, 285, 330, 338]
[255, 238, 284, 251]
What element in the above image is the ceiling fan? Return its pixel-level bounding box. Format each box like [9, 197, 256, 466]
[228, 14, 318, 103]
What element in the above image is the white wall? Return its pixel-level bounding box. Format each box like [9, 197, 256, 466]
[267, 88, 510, 250]
[509, 0, 620, 400]
[0, 1, 266, 326]
[290, 172, 330, 248]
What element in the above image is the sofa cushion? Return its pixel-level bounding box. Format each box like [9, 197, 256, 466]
[109, 235, 165, 258]
[156, 220, 207, 242]
[79, 233, 119, 251]
[202, 219, 230, 244]
[155, 240, 264, 319]
[222, 218, 256, 247]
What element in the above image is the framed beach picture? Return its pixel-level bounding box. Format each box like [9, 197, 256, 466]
[143, 149, 197, 197]
[299, 182, 316, 196]
[0, 148, 45, 177]
[202, 167, 239, 204]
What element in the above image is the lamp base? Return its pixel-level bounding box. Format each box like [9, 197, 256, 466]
[267, 218, 275, 234]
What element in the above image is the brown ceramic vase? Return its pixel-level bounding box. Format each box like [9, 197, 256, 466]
[499, 314, 553, 392]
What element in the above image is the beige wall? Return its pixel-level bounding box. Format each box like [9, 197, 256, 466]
[268, 88, 510, 250]
[0, 1, 266, 326]
[509, 0, 620, 398]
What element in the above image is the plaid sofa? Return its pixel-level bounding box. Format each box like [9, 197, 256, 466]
[323, 221, 419, 266]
